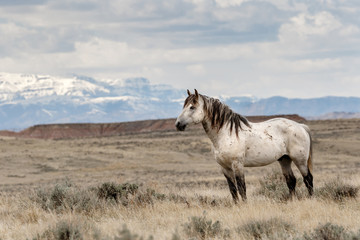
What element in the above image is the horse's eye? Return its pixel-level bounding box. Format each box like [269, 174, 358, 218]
[190, 106, 195, 110]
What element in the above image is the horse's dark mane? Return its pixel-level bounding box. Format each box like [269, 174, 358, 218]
[201, 95, 251, 136]
[183, 93, 251, 136]
[183, 94, 198, 107]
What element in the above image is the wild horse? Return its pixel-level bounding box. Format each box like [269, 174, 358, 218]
[175, 89, 313, 203]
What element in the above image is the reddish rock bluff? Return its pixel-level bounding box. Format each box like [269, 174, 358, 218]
[0, 115, 306, 140]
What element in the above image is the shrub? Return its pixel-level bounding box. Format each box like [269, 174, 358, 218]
[316, 180, 358, 202]
[238, 218, 294, 240]
[171, 231, 182, 240]
[66, 189, 100, 214]
[97, 182, 139, 205]
[34, 183, 99, 214]
[183, 212, 230, 239]
[133, 188, 166, 206]
[34, 220, 83, 240]
[114, 225, 153, 240]
[257, 171, 291, 201]
[196, 195, 219, 207]
[53, 221, 83, 240]
[50, 185, 67, 210]
[168, 193, 188, 204]
[300, 223, 360, 240]
[35, 183, 71, 212]
[257, 170, 306, 201]
[34, 181, 171, 215]
[96, 182, 166, 207]
[193, 194, 232, 208]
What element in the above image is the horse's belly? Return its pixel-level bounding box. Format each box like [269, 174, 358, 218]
[244, 156, 278, 167]
[244, 143, 285, 167]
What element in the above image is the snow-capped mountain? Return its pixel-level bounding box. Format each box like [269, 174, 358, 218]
[0, 72, 360, 130]
[0, 73, 186, 130]
[0, 73, 109, 103]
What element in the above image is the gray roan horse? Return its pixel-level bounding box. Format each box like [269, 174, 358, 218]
[175, 89, 313, 203]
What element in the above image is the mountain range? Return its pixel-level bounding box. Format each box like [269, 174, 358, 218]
[1, 72, 359, 131]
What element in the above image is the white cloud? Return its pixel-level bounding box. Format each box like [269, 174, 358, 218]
[260, 58, 343, 73]
[0, 22, 35, 54]
[215, 0, 249, 8]
[279, 11, 342, 42]
[186, 64, 206, 75]
[339, 25, 360, 36]
[1, 1, 360, 98]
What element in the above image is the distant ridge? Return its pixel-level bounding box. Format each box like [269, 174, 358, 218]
[0, 115, 305, 140]
[308, 111, 360, 120]
[1, 73, 359, 130]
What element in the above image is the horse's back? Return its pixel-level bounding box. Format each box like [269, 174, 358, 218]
[243, 118, 310, 166]
[251, 117, 307, 138]
[259, 117, 311, 161]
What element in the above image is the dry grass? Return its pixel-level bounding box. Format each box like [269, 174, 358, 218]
[0, 119, 360, 239]
[1, 180, 359, 239]
[1, 178, 360, 239]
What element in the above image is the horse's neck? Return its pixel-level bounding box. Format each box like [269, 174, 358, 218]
[201, 119, 222, 148]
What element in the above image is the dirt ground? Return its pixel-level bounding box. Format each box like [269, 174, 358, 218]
[0, 118, 359, 193]
[0, 118, 360, 239]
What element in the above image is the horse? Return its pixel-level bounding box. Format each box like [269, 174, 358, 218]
[175, 89, 313, 203]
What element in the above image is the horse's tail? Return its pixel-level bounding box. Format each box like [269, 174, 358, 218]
[301, 124, 313, 174]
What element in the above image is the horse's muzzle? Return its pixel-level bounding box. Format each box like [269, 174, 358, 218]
[175, 121, 186, 131]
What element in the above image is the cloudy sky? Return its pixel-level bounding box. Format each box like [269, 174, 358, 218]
[1, 0, 360, 98]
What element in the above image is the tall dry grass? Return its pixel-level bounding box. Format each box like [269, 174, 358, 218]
[0, 172, 359, 240]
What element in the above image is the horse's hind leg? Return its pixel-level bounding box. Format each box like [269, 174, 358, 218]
[278, 155, 296, 197]
[303, 169, 313, 196]
[222, 168, 239, 203]
[292, 158, 313, 196]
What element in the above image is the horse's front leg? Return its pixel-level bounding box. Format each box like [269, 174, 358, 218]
[233, 161, 247, 201]
[222, 168, 239, 203]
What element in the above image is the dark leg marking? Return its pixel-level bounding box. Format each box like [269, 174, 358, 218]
[284, 174, 296, 196]
[235, 175, 247, 201]
[224, 174, 239, 203]
[278, 155, 296, 196]
[303, 169, 313, 196]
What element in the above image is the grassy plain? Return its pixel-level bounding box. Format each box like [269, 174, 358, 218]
[0, 119, 359, 239]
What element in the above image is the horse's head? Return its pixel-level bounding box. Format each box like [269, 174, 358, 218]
[175, 89, 205, 131]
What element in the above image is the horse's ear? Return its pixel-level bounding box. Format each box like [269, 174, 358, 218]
[194, 89, 199, 98]
[187, 89, 191, 96]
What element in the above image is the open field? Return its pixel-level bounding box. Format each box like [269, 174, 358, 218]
[0, 119, 360, 239]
